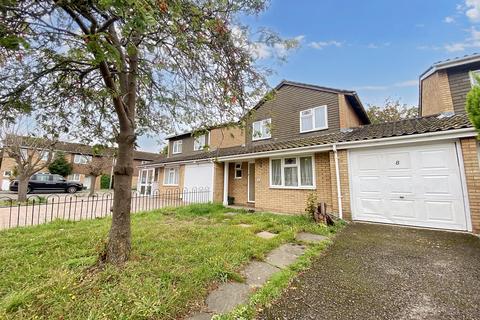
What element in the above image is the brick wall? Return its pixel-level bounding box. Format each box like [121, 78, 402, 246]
[460, 137, 480, 233]
[213, 162, 224, 203]
[421, 70, 454, 116]
[329, 150, 351, 220]
[228, 162, 249, 205]
[253, 153, 334, 214]
[209, 127, 245, 149]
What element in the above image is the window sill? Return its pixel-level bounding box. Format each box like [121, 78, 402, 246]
[300, 127, 328, 134]
[163, 184, 179, 187]
[252, 137, 271, 142]
[269, 185, 316, 190]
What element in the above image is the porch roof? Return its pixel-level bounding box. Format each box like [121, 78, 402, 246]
[146, 113, 474, 166]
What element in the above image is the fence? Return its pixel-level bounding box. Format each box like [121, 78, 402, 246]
[0, 187, 211, 230]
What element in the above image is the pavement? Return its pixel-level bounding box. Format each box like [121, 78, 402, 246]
[258, 223, 480, 320]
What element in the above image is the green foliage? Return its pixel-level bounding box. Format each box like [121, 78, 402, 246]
[466, 73, 480, 134]
[0, 204, 340, 319]
[47, 152, 73, 177]
[367, 98, 418, 124]
[305, 192, 317, 217]
[100, 174, 111, 189]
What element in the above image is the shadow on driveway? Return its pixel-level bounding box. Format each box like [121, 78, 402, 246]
[259, 223, 480, 320]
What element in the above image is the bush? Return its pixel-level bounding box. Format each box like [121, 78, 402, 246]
[305, 192, 317, 218]
[48, 152, 73, 177]
[100, 174, 111, 189]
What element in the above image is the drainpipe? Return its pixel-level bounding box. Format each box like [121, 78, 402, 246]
[333, 144, 343, 219]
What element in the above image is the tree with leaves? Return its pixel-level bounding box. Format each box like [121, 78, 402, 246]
[466, 73, 480, 134]
[48, 152, 73, 177]
[0, 123, 55, 201]
[366, 98, 418, 124]
[0, 0, 291, 264]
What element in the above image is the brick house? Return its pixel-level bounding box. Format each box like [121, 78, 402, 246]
[140, 75, 480, 234]
[0, 140, 162, 191]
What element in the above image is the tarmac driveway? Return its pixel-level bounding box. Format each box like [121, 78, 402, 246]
[259, 223, 480, 320]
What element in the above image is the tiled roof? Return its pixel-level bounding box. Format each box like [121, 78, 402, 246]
[147, 113, 474, 165]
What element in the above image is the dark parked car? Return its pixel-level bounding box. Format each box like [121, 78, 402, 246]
[9, 173, 84, 194]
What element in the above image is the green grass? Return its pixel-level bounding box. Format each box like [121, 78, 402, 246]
[0, 203, 342, 319]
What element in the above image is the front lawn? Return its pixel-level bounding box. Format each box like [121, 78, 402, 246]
[0, 203, 341, 319]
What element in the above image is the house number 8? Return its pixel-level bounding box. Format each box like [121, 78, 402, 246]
[395, 160, 400, 165]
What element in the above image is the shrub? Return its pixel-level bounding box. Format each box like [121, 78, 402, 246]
[100, 174, 111, 189]
[305, 192, 317, 219]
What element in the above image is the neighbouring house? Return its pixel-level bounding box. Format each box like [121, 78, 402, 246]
[139, 77, 480, 234]
[0, 139, 162, 191]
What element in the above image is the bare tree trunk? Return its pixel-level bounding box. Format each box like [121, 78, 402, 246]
[89, 175, 98, 197]
[17, 174, 29, 202]
[104, 131, 135, 264]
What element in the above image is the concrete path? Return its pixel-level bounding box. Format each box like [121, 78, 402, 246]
[186, 232, 328, 320]
[258, 223, 480, 320]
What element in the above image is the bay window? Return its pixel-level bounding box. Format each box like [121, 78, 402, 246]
[300, 106, 328, 133]
[270, 156, 315, 188]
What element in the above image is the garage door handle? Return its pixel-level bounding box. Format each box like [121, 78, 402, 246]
[399, 196, 405, 199]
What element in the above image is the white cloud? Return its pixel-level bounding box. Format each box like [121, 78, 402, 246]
[356, 80, 418, 91]
[367, 42, 391, 49]
[466, 0, 480, 22]
[444, 26, 480, 52]
[444, 16, 455, 23]
[308, 40, 343, 50]
[250, 42, 272, 59]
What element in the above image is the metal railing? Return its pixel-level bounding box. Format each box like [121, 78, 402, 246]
[0, 187, 211, 230]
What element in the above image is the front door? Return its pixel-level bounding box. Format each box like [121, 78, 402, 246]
[248, 162, 255, 203]
[139, 169, 154, 196]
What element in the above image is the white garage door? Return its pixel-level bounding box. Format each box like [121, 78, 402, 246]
[183, 163, 214, 202]
[349, 142, 468, 231]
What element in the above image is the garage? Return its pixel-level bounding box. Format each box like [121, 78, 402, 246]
[349, 142, 469, 231]
[183, 162, 214, 202]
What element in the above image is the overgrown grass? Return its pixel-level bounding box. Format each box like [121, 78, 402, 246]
[0, 203, 341, 319]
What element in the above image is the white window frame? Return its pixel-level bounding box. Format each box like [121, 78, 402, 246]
[74, 154, 92, 164]
[234, 163, 242, 179]
[194, 134, 207, 151]
[3, 170, 12, 177]
[172, 140, 182, 154]
[40, 151, 52, 161]
[70, 173, 81, 181]
[252, 118, 272, 141]
[470, 70, 480, 87]
[20, 148, 28, 160]
[163, 167, 179, 186]
[299, 105, 328, 133]
[269, 156, 316, 189]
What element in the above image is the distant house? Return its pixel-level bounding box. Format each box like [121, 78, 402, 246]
[0, 139, 162, 191]
[140, 78, 480, 234]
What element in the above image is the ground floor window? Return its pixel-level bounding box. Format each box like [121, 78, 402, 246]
[164, 167, 179, 186]
[270, 156, 315, 188]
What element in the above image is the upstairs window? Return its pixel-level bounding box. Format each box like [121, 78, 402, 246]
[172, 140, 182, 154]
[164, 167, 179, 186]
[470, 70, 480, 87]
[270, 156, 314, 188]
[194, 134, 206, 151]
[40, 151, 52, 161]
[74, 154, 92, 164]
[300, 106, 328, 133]
[252, 119, 271, 141]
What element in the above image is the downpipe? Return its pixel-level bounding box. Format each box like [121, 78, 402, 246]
[333, 144, 343, 219]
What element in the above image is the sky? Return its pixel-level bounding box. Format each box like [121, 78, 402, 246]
[137, 0, 480, 152]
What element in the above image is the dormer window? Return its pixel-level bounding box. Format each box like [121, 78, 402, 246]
[300, 106, 328, 133]
[194, 134, 206, 151]
[252, 119, 271, 141]
[172, 140, 182, 154]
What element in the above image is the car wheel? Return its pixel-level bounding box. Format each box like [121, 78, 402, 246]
[27, 187, 32, 194]
[67, 186, 77, 194]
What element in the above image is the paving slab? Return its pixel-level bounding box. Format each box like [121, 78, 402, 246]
[242, 261, 280, 287]
[256, 231, 278, 239]
[265, 243, 306, 269]
[236, 223, 253, 228]
[185, 312, 212, 320]
[205, 283, 251, 314]
[296, 232, 329, 243]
